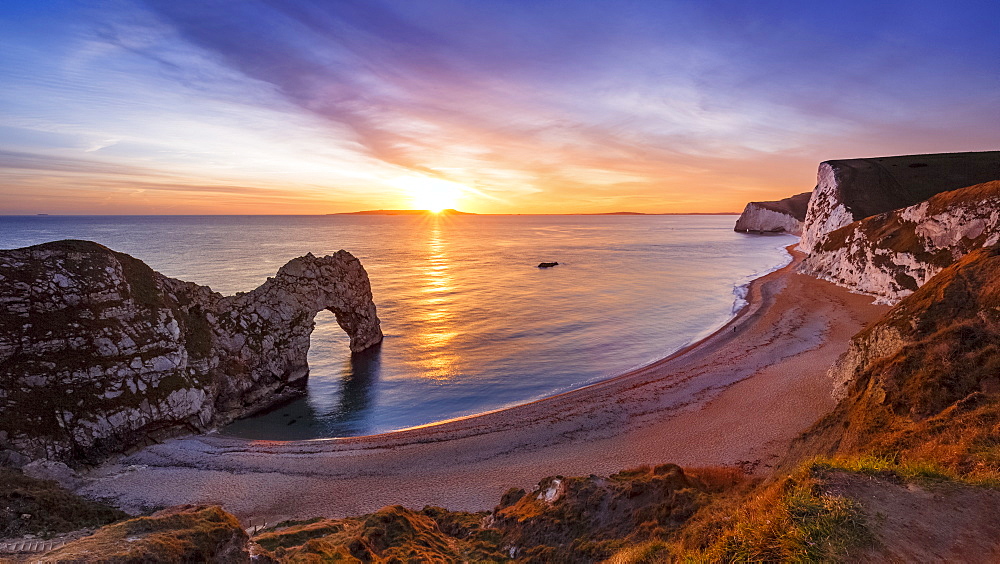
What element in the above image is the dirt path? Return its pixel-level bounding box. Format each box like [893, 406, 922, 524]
[825, 471, 1000, 562]
[78, 251, 888, 525]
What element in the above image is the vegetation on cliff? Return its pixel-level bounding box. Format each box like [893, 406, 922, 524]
[0, 468, 125, 539]
[797, 245, 1000, 481]
[39, 505, 248, 563]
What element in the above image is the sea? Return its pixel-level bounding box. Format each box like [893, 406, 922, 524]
[0, 214, 795, 439]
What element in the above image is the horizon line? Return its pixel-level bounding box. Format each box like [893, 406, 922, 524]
[3, 211, 743, 217]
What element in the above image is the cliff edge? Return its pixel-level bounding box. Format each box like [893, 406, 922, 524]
[798, 151, 1000, 253]
[0, 240, 382, 467]
[800, 180, 1000, 303]
[734, 191, 811, 235]
[795, 244, 1000, 476]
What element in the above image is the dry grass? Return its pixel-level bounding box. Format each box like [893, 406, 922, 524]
[493, 464, 743, 562]
[253, 504, 506, 563]
[40, 505, 248, 563]
[0, 468, 126, 539]
[639, 463, 873, 563]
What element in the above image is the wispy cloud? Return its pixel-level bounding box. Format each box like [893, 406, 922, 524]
[1, 0, 998, 213]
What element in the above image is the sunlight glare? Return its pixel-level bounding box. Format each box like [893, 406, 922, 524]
[391, 175, 464, 212]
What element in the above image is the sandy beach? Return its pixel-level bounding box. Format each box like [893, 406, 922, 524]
[78, 249, 888, 525]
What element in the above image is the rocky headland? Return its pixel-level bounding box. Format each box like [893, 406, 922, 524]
[0, 240, 381, 468]
[800, 179, 1000, 303]
[734, 191, 811, 235]
[797, 150, 1000, 253]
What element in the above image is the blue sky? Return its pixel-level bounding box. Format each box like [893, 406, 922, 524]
[1, 0, 998, 213]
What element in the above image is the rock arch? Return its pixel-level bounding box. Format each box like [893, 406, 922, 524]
[0, 240, 382, 466]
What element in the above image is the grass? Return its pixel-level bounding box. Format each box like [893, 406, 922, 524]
[40, 505, 247, 562]
[654, 462, 874, 563]
[252, 505, 506, 563]
[0, 468, 126, 539]
[810, 454, 1000, 489]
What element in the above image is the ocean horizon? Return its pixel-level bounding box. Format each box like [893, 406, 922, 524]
[1, 214, 795, 439]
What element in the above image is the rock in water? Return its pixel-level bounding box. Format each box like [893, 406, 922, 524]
[0, 240, 382, 466]
[734, 192, 811, 235]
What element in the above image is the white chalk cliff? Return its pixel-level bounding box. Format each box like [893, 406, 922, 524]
[734, 192, 811, 235]
[0, 240, 382, 466]
[798, 151, 1000, 254]
[800, 180, 1000, 304]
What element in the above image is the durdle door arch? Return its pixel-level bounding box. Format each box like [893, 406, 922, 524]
[0, 241, 382, 467]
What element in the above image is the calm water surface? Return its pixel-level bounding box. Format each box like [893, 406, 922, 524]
[0, 215, 795, 438]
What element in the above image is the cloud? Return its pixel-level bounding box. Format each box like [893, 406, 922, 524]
[1, 0, 998, 213]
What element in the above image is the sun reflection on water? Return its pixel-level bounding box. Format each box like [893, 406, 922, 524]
[415, 217, 459, 380]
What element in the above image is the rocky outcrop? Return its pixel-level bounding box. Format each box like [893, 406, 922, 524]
[799, 245, 1000, 464]
[734, 191, 811, 235]
[490, 464, 728, 561]
[0, 240, 382, 467]
[800, 180, 1000, 303]
[798, 151, 1000, 253]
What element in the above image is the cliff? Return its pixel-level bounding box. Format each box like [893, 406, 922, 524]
[801, 244, 1000, 463]
[799, 180, 1000, 303]
[0, 240, 382, 467]
[798, 151, 1000, 253]
[734, 191, 811, 235]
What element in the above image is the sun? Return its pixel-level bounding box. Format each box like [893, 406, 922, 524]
[391, 175, 464, 213]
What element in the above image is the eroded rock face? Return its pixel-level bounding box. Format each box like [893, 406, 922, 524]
[0, 240, 382, 466]
[801, 245, 1000, 460]
[798, 151, 1000, 254]
[829, 244, 1000, 406]
[799, 180, 1000, 304]
[734, 192, 811, 235]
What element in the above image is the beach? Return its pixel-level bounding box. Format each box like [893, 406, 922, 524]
[78, 248, 889, 525]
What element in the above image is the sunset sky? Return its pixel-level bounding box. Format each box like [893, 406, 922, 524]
[1, 1, 998, 214]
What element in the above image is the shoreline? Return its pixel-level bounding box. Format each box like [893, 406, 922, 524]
[216, 239, 795, 442]
[78, 249, 890, 524]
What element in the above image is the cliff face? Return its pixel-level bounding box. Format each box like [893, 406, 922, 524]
[799, 245, 1000, 466]
[798, 151, 1000, 253]
[799, 180, 1000, 304]
[0, 240, 382, 467]
[734, 192, 811, 235]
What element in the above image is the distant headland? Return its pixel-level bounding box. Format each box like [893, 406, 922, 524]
[332, 209, 475, 215]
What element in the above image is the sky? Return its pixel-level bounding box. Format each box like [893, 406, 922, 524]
[1, 0, 998, 215]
